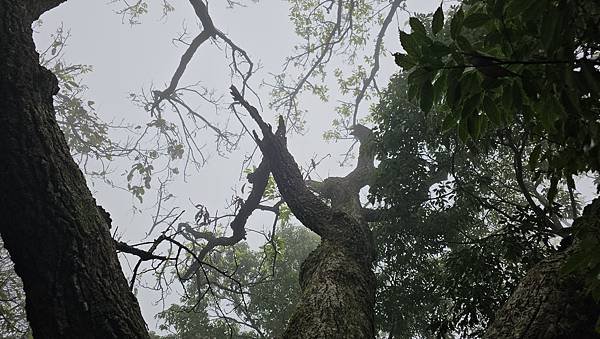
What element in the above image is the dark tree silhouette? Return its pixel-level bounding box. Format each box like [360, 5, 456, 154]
[0, 1, 149, 337]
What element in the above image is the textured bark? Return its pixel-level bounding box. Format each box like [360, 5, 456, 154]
[0, 1, 149, 338]
[307, 124, 375, 219]
[232, 87, 376, 338]
[484, 199, 600, 338]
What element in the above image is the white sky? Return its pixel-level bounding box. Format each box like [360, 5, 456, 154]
[31, 0, 485, 332]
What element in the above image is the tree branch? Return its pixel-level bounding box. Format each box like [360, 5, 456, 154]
[231, 85, 332, 236]
[352, 0, 402, 125]
[115, 239, 169, 261]
[182, 157, 271, 279]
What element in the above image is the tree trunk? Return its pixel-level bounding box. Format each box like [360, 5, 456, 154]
[484, 200, 600, 338]
[0, 1, 149, 338]
[231, 88, 377, 338]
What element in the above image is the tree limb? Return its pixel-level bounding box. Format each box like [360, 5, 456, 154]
[182, 157, 271, 279]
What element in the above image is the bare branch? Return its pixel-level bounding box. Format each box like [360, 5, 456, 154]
[352, 0, 402, 125]
[182, 157, 271, 279]
[115, 239, 169, 261]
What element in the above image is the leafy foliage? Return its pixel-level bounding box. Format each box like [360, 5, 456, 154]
[38, 25, 120, 177]
[155, 223, 319, 338]
[371, 72, 563, 337]
[396, 0, 600, 176]
[394, 0, 600, 310]
[0, 242, 30, 338]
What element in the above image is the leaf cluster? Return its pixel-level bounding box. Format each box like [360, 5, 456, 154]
[396, 0, 600, 177]
[394, 0, 600, 309]
[370, 71, 564, 337]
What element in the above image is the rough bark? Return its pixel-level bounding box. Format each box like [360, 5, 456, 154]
[232, 86, 376, 338]
[0, 1, 149, 338]
[307, 124, 375, 219]
[484, 199, 600, 338]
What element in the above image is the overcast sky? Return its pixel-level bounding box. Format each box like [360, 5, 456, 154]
[32, 0, 478, 331]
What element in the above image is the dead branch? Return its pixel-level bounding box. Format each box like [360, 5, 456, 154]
[352, 0, 402, 125]
[182, 157, 271, 279]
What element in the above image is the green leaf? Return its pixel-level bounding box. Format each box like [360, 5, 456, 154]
[420, 81, 434, 113]
[411, 30, 434, 48]
[455, 35, 474, 52]
[537, 94, 563, 130]
[506, 0, 537, 17]
[528, 144, 543, 171]
[451, 51, 466, 65]
[512, 81, 523, 108]
[520, 73, 539, 99]
[433, 72, 447, 103]
[501, 85, 513, 109]
[523, 0, 548, 20]
[463, 13, 491, 28]
[459, 71, 481, 96]
[394, 53, 416, 69]
[446, 67, 463, 86]
[467, 114, 483, 139]
[408, 67, 432, 86]
[409, 17, 427, 35]
[491, 0, 506, 17]
[483, 28, 503, 47]
[399, 31, 419, 56]
[461, 93, 482, 118]
[450, 7, 464, 39]
[458, 118, 470, 142]
[446, 81, 461, 108]
[429, 41, 452, 58]
[442, 112, 460, 131]
[432, 6, 444, 35]
[581, 62, 600, 97]
[562, 70, 582, 116]
[407, 82, 419, 101]
[483, 96, 502, 125]
[481, 77, 502, 90]
[446, 68, 463, 107]
[540, 6, 561, 53]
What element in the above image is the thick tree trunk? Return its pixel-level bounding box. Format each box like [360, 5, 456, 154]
[0, 1, 149, 338]
[285, 235, 376, 338]
[262, 126, 376, 339]
[484, 200, 600, 338]
[232, 87, 376, 338]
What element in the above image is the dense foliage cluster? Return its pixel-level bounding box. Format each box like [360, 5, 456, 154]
[371, 72, 560, 336]
[384, 0, 600, 335]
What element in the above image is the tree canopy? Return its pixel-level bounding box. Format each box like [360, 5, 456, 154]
[394, 0, 599, 302]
